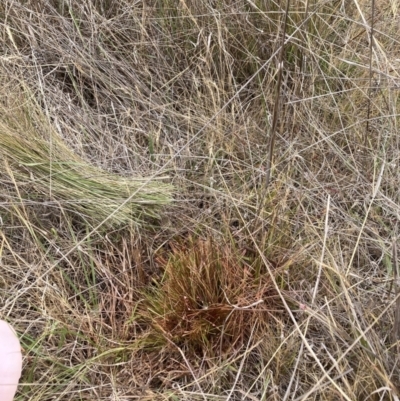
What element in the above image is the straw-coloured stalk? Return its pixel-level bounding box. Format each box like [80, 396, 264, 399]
[0, 320, 22, 401]
[0, 99, 173, 229]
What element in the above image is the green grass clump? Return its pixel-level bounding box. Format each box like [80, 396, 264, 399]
[0, 93, 173, 229]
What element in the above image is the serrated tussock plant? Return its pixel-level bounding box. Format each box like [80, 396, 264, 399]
[141, 237, 284, 352]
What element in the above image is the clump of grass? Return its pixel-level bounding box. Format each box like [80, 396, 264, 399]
[141, 236, 283, 353]
[0, 91, 173, 230]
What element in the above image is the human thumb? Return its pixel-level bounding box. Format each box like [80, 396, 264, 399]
[0, 320, 23, 401]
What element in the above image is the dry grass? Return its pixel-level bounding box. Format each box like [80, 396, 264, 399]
[0, 90, 173, 229]
[1, 0, 400, 400]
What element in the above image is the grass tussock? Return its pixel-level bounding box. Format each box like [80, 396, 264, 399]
[141, 237, 283, 352]
[1, 0, 400, 400]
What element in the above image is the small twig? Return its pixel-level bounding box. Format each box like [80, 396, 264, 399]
[222, 289, 264, 310]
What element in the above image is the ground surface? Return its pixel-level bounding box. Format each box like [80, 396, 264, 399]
[1, 1, 400, 400]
